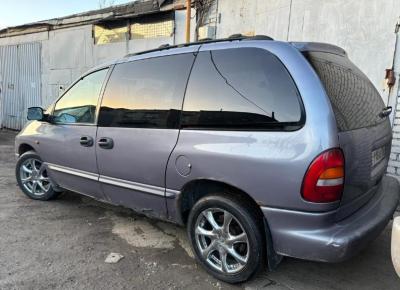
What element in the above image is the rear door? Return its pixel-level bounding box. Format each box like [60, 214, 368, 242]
[304, 51, 392, 219]
[96, 53, 196, 219]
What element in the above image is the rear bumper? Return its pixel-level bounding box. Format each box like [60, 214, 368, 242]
[262, 175, 399, 262]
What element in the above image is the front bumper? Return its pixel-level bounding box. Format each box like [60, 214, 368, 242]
[262, 175, 399, 262]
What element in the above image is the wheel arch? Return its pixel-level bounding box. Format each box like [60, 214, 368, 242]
[18, 143, 35, 156]
[177, 179, 264, 226]
[176, 178, 283, 270]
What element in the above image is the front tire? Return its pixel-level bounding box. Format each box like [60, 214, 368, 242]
[16, 151, 61, 201]
[187, 193, 265, 283]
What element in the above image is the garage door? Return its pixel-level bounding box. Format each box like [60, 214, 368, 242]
[0, 42, 41, 130]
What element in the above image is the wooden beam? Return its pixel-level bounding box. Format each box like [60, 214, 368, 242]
[185, 0, 191, 43]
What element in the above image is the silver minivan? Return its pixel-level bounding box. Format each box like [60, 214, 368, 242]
[15, 36, 399, 283]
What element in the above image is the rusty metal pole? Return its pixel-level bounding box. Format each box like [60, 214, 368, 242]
[185, 0, 191, 43]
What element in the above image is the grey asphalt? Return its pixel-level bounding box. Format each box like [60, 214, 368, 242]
[0, 129, 399, 290]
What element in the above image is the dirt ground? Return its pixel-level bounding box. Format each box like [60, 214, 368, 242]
[1, 129, 399, 290]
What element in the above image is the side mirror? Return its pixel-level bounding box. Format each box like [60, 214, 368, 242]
[27, 107, 45, 121]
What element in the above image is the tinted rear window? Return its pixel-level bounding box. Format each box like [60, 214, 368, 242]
[305, 52, 385, 131]
[181, 48, 303, 130]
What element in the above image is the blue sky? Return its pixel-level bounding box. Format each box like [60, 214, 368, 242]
[0, 0, 133, 29]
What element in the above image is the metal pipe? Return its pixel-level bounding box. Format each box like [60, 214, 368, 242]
[387, 19, 400, 126]
[185, 0, 191, 43]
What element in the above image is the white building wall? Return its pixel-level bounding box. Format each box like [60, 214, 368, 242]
[388, 27, 400, 177]
[215, 0, 400, 101]
[174, 9, 196, 44]
[216, 0, 257, 38]
[0, 9, 191, 111]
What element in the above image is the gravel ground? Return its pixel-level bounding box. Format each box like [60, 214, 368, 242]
[0, 129, 399, 290]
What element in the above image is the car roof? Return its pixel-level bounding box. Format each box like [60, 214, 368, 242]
[88, 34, 347, 72]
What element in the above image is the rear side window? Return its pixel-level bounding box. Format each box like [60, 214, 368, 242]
[181, 48, 303, 130]
[98, 53, 195, 128]
[305, 52, 385, 131]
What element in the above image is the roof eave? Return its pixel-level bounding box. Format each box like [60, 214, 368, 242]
[0, 0, 174, 38]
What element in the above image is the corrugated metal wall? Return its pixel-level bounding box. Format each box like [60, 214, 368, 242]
[0, 42, 41, 130]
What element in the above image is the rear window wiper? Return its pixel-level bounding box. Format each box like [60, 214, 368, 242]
[379, 106, 392, 118]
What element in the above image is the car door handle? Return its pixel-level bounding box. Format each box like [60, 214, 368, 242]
[80, 136, 93, 147]
[98, 137, 114, 149]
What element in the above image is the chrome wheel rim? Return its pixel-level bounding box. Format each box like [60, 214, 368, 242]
[194, 208, 249, 274]
[19, 158, 51, 196]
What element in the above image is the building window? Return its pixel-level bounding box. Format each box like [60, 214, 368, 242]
[130, 14, 174, 39]
[93, 13, 174, 44]
[94, 21, 128, 45]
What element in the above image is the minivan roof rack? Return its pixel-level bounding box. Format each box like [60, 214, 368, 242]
[158, 44, 171, 49]
[124, 34, 274, 58]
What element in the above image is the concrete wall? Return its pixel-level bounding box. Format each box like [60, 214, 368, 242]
[0, 9, 193, 110]
[388, 28, 400, 178]
[174, 9, 196, 45]
[214, 0, 400, 102]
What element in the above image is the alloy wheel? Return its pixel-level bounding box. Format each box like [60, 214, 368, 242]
[19, 158, 51, 196]
[194, 208, 250, 274]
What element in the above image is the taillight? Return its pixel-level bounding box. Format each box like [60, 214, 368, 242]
[301, 148, 345, 203]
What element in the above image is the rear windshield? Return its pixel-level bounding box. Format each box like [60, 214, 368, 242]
[304, 51, 386, 132]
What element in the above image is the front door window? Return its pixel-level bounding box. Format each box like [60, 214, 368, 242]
[53, 69, 108, 124]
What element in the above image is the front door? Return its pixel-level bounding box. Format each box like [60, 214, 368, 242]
[41, 68, 109, 200]
[95, 52, 196, 218]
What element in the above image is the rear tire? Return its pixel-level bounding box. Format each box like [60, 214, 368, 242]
[16, 151, 62, 201]
[187, 193, 265, 283]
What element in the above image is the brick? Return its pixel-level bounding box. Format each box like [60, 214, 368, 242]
[389, 160, 400, 168]
[391, 146, 400, 154]
[393, 140, 400, 146]
[392, 139, 400, 147]
[390, 153, 398, 161]
[388, 166, 396, 174]
[393, 126, 400, 133]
